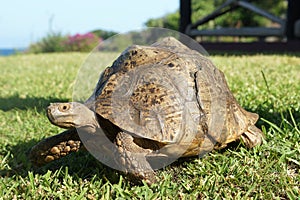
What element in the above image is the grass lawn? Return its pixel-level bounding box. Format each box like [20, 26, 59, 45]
[0, 52, 299, 199]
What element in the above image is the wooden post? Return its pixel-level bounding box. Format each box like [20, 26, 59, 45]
[286, 0, 300, 39]
[179, 0, 191, 33]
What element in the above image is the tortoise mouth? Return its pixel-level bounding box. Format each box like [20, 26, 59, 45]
[47, 107, 55, 123]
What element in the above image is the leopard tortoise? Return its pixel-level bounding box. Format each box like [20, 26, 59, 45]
[29, 37, 264, 184]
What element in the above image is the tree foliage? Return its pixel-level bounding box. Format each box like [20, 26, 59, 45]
[146, 12, 180, 30]
[91, 29, 118, 40]
[145, 0, 287, 30]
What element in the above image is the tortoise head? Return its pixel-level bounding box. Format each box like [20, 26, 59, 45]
[47, 102, 99, 132]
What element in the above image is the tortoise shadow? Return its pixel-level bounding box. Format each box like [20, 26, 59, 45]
[0, 94, 121, 183]
[0, 93, 69, 112]
[0, 138, 121, 184]
[1, 103, 299, 184]
[244, 104, 300, 131]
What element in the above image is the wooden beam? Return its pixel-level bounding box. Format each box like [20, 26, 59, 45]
[286, 0, 300, 39]
[237, 1, 284, 25]
[201, 41, 300, 52]
[190, 0, 237, 29]
[189, 27, 284, 37]
[179, 0, 191, 33]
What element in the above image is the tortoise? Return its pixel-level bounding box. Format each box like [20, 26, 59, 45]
[29, 37, 264, 184]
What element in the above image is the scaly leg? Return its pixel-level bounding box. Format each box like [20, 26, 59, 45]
[29, 128, 82, 166]
[115, 132, 156, 184]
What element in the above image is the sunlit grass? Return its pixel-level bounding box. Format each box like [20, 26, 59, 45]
[0, 52, 299, 199]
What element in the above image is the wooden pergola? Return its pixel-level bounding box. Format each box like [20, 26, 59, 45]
[179, 0, 300, 52]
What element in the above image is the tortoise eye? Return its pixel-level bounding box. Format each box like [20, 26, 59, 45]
[168, 63, 174, 68]
[58, 104, 70, 112]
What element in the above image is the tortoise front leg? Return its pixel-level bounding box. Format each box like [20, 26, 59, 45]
[115, 132, 156, 184]
[29, 128, 83, 166]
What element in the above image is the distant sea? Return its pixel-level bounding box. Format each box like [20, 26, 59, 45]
[0, 48, 26, 56]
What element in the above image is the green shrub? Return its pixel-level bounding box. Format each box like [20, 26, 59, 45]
[28, 32, 67, 53]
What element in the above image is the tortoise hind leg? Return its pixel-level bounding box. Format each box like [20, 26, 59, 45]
[115, 132, 156, 184]
[241, 125, 265, 148]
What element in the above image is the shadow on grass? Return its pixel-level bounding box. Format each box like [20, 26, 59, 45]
[1, 137, 196, 185]
[0, 93, 69, 112]
[0, 137, 121, 184]
[1, 101, 298, 184]
[244, 103, 300, 131]
[0, 94, 120, 183]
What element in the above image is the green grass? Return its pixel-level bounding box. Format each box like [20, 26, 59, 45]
[0, 52, 299, 199]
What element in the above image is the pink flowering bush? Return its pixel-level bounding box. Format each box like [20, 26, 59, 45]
[28, 32, 102, 53]
[64, 32, 101, 52]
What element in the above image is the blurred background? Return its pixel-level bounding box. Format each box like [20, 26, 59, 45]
[1, 0, 299, 55]
[0, 0, 178, 54]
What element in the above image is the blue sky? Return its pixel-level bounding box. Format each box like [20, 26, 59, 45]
[0, 0, 179, 48]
